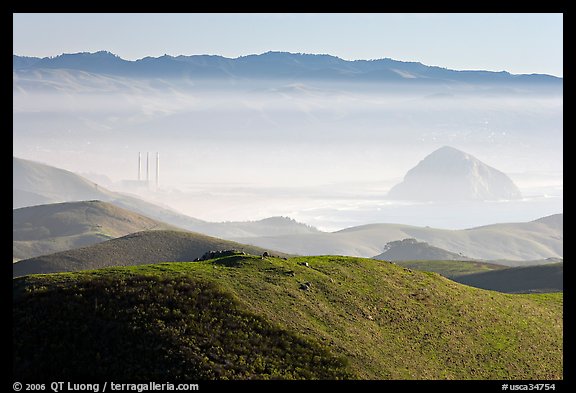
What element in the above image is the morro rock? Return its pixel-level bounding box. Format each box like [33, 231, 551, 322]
[387, 146, 521, 201]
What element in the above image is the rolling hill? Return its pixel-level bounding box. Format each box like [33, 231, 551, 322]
[13, 157, 562, 262]
[13, 200, 181, 261]
[207, 216, 320, 238]
[13, 157, 320, 239]
[451, 263, 563, 294]
[14, 156, 116, 207]
[13, 230, 288, 277]
[13, 156, 206, 227]
[13, 188, 53, 208]
[238, 214, 563, 263]
[13, 255, 562, 379]
[392, 260, 562, 294]
[373, 238, 472, 261]
[394, 260, 505, 277]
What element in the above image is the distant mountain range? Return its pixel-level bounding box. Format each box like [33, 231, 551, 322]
[387, 146, 522, 201]
[13, 51, 562, 88]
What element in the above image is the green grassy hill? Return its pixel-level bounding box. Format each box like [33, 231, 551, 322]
[451, 263, 563, 293]
[393, 260, 561, 294]
[13, 200, 181, 261]
[394, 260, 506, 277]
[13, 230, 288, 277]
[13, 255, 563, 380]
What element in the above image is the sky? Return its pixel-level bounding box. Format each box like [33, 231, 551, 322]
[13, 13, 563, 77]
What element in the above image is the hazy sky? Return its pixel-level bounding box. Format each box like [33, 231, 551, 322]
[13, 13, 563, 77]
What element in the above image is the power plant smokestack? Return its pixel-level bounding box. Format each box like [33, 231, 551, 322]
[156, 152, 159, 189]
[134, 151, 157, 189]
[146, 152, 150, 186]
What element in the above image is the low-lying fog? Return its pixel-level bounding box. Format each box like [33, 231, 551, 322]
[13, 77, 562, 230]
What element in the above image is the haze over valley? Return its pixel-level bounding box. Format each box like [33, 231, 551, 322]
[13, 51, 562, 230]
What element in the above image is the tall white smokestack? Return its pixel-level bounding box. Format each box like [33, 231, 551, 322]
[156, 152, 159, 189]
[138, 152, 141, 181]
[146, 152, 150, 186]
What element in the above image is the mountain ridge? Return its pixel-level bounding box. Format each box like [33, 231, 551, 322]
[13, 51, 562, 84]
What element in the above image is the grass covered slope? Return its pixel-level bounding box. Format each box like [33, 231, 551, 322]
[13, 255, 563, 380]
[13, 230, 287, 277]
[394, 260, 505, 277]
[392, 260, 561, 294]
[13, 266, 350, 380]
[451, 263, 563, 293]
[13, 200, 181, 261]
